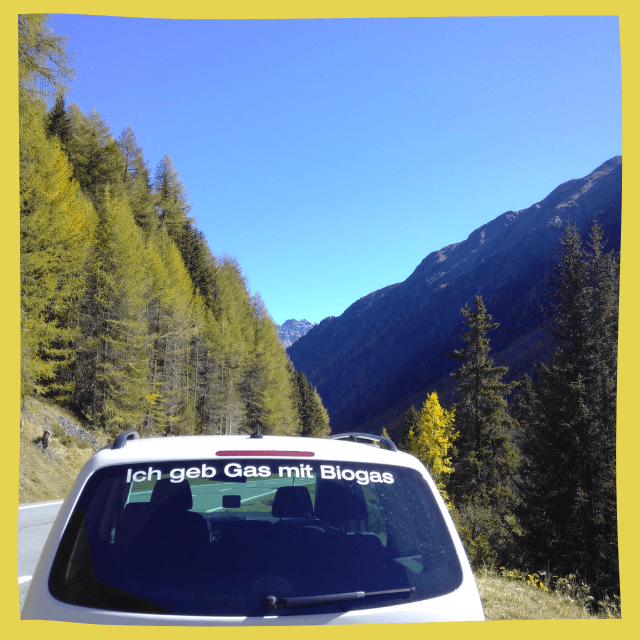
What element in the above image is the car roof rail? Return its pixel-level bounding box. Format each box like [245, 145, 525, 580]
[112, 429, 140, 450]
[329, 432, 397, 452]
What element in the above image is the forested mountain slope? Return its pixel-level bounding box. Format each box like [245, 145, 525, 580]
[288, 157, 622, 434]
[19, 15, 330, 440]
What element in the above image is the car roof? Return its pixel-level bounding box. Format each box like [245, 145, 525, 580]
[86, 433, 421, 471]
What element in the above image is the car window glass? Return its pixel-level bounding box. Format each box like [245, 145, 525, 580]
[49, 458, 463, 617]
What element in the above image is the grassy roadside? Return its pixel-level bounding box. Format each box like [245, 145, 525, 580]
[19, 396, 108, 504]
[476, 567, 621, 620]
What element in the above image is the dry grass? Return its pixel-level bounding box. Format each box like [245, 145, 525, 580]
[19, 397, 108, 504]
[476, 568, 620, 620]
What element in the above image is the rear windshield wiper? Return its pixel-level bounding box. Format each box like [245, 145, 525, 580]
[264, 587, 415, 610]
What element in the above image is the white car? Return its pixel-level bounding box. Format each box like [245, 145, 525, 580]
[22, 431, 485, 625]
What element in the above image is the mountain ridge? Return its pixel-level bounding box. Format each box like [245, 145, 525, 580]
[288, 157, 622, 435]
[277, 318, 317, 348]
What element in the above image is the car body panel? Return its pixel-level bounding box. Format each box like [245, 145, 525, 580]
[22, 434, 485, 625]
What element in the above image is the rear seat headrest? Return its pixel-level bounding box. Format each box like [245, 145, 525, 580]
[314, 480, 367, 525]
[272, 485, 313, 518]
[150, 478, 193, 511]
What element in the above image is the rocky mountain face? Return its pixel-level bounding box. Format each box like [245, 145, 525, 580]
[277, 319, 317, 348]
[287, 157, 622, 435]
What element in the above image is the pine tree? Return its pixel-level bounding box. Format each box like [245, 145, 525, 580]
[520, 221, 619, 595]
[447, 295, 520, 567]
[47, 93, 72, 152]
[294, 369, 331, 438]
[180, 224, 217, 301]
[398, 404, 420, 452]
[152, 156, 218, 303]
[116, 126, 157, 232]
[511, 373, 544, 522]
[66, 104, 126, 205]
[153, 155, 192, 247]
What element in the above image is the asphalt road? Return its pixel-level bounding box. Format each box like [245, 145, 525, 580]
[127, 475, 314, 511]
[18, 500, 63, 611]
[194, 475, 314, 512]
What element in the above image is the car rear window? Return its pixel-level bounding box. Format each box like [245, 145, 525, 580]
[49, 458, 462, 617]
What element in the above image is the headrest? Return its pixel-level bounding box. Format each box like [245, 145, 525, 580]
[149, 478, 193, 512]
[314, 480, 367, 526]
[271, 485, 313, 519]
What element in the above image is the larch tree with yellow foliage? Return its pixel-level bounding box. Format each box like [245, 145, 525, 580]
[405, 392, 457, 507]
[19, 14, 330, 441]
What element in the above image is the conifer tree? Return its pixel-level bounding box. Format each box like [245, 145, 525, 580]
[186, 293, 216, 432]
[510, 373, 544, 525]
[405, 392, 457, 506]
[20, 98, 97, 398]
[447, 295, 519, 567]
[294, 369, 330, 438]
[520, 221, 619, 595]
[239, 294, 302, 435]
[153, 155, 192, 247]
[18, 14, 75, 104]
[47, 93, 72, 152]
[398, 404, 420, 452]
[66, 104, 126, 205]
[68, 192, 150, 432]
[180, 224, 217, 300]
[303, 383, 331, 438]
[19, 14, 318, 447]
[143, 229, 198, 435]
[152, 156, 218, 303]
[116, 126, 157, 232]
[207, 258, 252, 434]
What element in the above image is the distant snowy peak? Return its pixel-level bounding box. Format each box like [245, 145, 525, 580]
[277, 319, 317, 347]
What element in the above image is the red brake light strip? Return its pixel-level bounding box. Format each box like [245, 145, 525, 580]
[215, 450, 315, 457]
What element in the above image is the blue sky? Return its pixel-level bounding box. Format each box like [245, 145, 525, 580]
[47, 14, 622, 326]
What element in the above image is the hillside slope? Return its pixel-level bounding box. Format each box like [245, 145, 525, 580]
[288, 157, 622, 434]
[20, 398, 108, 504]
